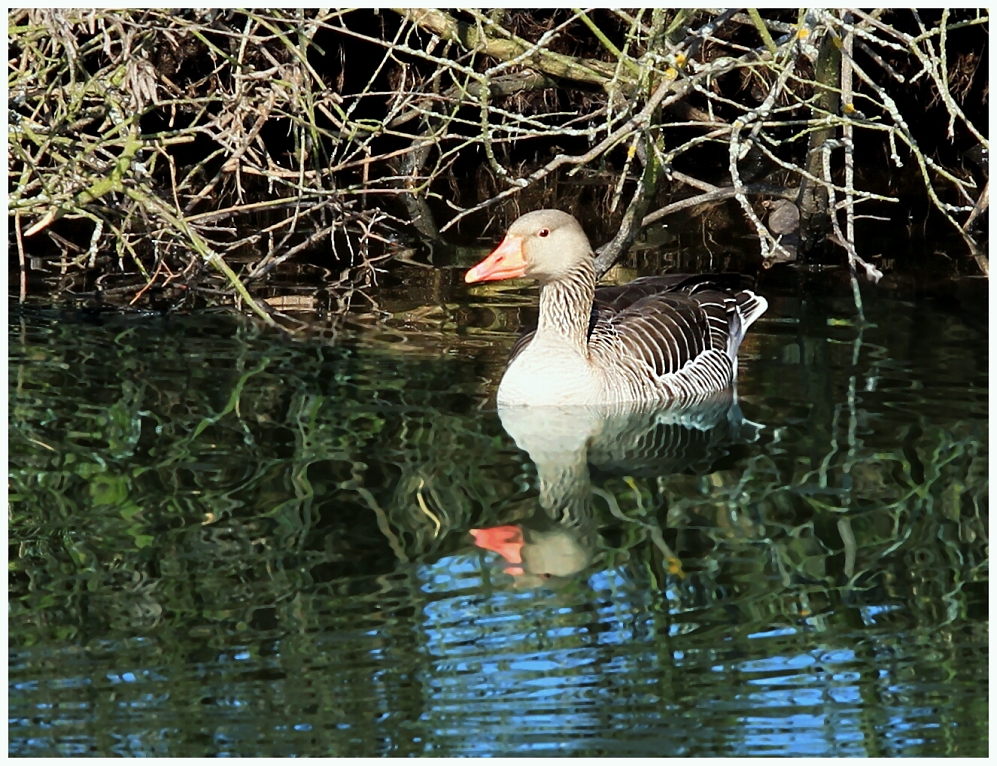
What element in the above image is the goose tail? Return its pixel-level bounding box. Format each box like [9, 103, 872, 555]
[727, 290, 768, 360]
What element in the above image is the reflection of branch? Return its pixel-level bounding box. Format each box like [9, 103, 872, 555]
[350, 472, 410, 564]
[593, 485, 683, 577]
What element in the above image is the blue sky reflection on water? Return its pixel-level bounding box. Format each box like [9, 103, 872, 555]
[411, 551, 894, 756]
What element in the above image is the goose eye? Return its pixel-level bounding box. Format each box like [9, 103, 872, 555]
[537, 228, 550, 237]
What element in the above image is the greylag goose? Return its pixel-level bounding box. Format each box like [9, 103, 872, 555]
[465, 209, 768, 407]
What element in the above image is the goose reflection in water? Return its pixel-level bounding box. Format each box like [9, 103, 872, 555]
[471, 392, 761, 587]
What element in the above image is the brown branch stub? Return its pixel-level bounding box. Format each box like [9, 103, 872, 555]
[393, 8, 619, 87]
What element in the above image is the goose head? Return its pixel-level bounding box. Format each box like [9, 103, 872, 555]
[465, 209, 594, 285]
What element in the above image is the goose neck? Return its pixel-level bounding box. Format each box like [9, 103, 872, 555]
[537, 261, 596, 348]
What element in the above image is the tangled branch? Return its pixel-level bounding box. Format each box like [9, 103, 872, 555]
[8, 8, 988, 314]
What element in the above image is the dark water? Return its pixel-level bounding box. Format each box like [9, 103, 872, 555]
[8, 275, 988, 756]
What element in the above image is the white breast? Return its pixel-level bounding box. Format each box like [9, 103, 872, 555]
[496, 337, 602, 406]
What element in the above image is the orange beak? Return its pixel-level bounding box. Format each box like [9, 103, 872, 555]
[464, 236, 527, 283]
[470, 525, 524, 564]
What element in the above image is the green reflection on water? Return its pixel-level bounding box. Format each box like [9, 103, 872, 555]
[8, 289, 988, 757]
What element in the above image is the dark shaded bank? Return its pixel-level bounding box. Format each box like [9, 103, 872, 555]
[9, 9, 988, 319]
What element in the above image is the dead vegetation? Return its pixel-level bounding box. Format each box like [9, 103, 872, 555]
[8, 9, 989, 320]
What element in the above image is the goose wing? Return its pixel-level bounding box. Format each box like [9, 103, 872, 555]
[593, 287, 732, 377]
[593, 273, 750, 314]
[507, 274, 763, 370]
[508, 327, 536, 364]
